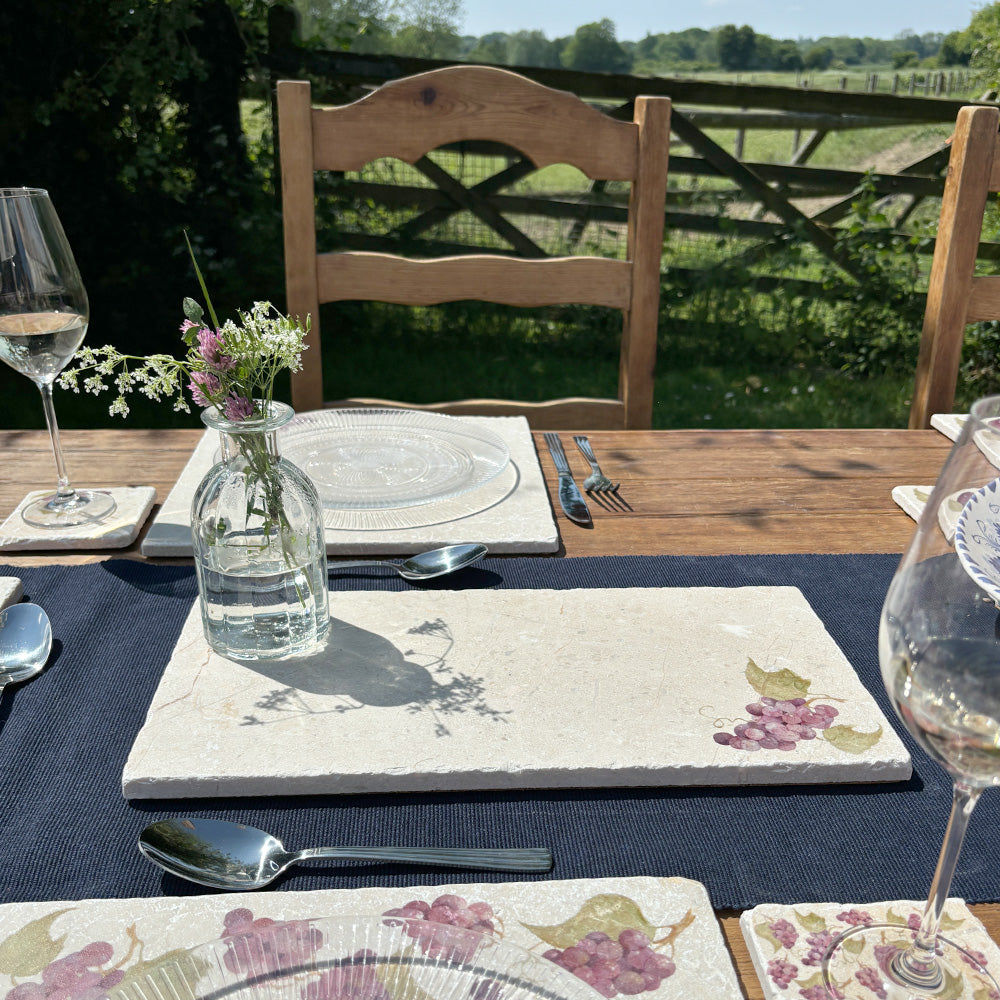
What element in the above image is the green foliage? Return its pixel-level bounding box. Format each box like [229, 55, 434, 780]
[0, 0, 285, 367]
[561, 20, 630, 73]
[716, 24, 757, 71]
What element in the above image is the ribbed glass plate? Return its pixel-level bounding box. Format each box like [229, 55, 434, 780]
[110, 915, 598, 1000]
[281, 409, 510, 511]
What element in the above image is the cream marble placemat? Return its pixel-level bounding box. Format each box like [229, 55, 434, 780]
[123, 586, 910, 799]
[741, 898, 1000, 1000]
[0, 876, 741, 1000]
[0, 577, 23, 609]
[0, 487, 156, 551]
[140, 415, 558, 557]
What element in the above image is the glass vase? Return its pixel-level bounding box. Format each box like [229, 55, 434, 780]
[191, 400, 329, 660]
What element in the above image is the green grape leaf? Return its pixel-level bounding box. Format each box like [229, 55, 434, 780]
[886, 908, 911, 926]
[376, 949, 438, 1000]
[0, 908, 73, 978]
[842, 935, 866, 955]
[522, 894, 658, 949]
[916, 489, 931, 503]
[745, 659, 811, 701]
[752, 921, 785, 954]
[795, 971, 824, 989]
[938, 968, 967, 1000]
[791, 910, 828, 933]
[939, 912, 965, 932]
[115, 949, 211, 1000]
[822, 724, 883, 754]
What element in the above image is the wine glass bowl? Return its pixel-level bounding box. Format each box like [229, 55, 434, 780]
[822, 395, 1000, 999]
[0, 187, 116, 527]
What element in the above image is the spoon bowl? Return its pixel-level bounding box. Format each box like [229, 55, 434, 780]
[329, 543, 487, 581]
[0, 603, 52, 697]
[138, 816, 552, 890]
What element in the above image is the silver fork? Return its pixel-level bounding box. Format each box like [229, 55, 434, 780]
[573, 435, 619, 492]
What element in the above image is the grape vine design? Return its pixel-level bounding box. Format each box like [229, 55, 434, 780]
[383, 892, 692, 999]
[1, 894, 693, 1000]
[753, 906, 997, 999]
[711, 657, 883, 755]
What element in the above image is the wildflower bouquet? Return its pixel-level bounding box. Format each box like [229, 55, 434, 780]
[59, 248, 328, 659]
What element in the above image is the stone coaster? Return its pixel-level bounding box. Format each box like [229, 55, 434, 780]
[740, 898, 1000, 1000]
[931, 413, 967, 442]
[0, 876, 742, 1000]
[141, 414, 558, 557]
[0, 487, 156, 550]
[0, 577, 23, 609]
[123, 586, 910, 798]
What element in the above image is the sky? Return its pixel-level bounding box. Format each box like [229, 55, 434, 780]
[458, 0, 978, 43]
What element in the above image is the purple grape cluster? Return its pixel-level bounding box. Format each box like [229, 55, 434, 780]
[768, 919, 798, 949]
[220, 910, 324, 977]
[6, 944, 124, 1000]
[541, 928, 676, 998]
[382, 896, 497, 964]
[801, 930, 839, 967]
[800, 986, 843, 1000]
[836, 909, 874, 927]
[713, 697, 840, 751]
[854, 966, 888, 999]
[766, 957, 798, 989]
[302, 958, 390, 1000]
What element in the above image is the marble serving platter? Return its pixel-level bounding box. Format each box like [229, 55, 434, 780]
[122, 586, 910, 798]
[0, 877, 741, 1000]
[140, 414, 558, 556]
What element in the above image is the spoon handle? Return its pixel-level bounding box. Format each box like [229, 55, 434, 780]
[328, 560, 392, 572]
[295, 846, 552, 872]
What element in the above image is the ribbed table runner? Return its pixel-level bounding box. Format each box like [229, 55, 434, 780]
[3, 552, 996, 911]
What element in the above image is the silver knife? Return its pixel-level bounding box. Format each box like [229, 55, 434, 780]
[542, 432, 592, 525]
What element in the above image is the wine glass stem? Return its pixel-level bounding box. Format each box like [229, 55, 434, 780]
[36, 380, 76, 502]
[897, 780, 982, 981]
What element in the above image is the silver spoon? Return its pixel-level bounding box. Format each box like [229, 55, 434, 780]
[0, 603, 52, 703]
[329, 543, 487, 581]
[138, 817, 552, 890]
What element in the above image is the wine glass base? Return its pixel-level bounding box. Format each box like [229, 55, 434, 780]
[822, 923, 999, 999]
[21, 489, 118, 529]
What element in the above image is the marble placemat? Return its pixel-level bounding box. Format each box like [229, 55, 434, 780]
[930, 413, 967, 441]
[123, 585, 910, 798]
[0, 577, 23, 609]
[0, 876, 740, 1000]
[140, 414, 558, 557]
[0, 487, 156, 551]
[740, 898, 1000, 1000]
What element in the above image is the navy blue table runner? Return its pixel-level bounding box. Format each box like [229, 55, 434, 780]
[3, 553, 997, 911]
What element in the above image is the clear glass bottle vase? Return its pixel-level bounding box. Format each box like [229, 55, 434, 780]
[191, 400, 329, 659]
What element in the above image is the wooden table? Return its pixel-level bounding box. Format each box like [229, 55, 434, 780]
[3, 424, 996, 998]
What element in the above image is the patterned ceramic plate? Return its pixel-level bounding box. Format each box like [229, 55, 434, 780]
[955, 477, 1000, 603]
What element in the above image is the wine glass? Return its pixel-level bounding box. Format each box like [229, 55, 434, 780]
[0, 187, 116, 527]
[822, 394, 1000, 999]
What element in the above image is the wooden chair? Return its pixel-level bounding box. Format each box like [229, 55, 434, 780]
[276, 67, 671, 429]
[909, 105, 1000, 428]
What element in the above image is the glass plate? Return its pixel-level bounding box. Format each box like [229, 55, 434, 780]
[281, 409, 510, 511]
[110, 915, 598, 1000]
[955, 477, 1000, 603]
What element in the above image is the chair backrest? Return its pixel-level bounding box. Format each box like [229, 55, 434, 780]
[277, 67, 671, 429]
[909, 104, 1000, 428]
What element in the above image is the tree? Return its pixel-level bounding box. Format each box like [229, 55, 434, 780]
[939, 28, 973, 66]
[507, 30, 562, 68]
[967, 1, 1000, 82]
[0, 0, 281, 366]
[716, 24, 756, 71]
[803, 45, 834, 70]
[561, 19, 630, 73]
[386, 0, 462, 57]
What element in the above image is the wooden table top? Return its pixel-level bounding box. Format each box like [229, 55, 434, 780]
[3, 423, 996, 998]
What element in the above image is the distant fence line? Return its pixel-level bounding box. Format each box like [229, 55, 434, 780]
[261, 10, 999, 293]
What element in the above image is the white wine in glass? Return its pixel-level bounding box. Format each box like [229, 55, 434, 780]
[822, 395, 1000, 999]
[0, 187, 116, 527]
